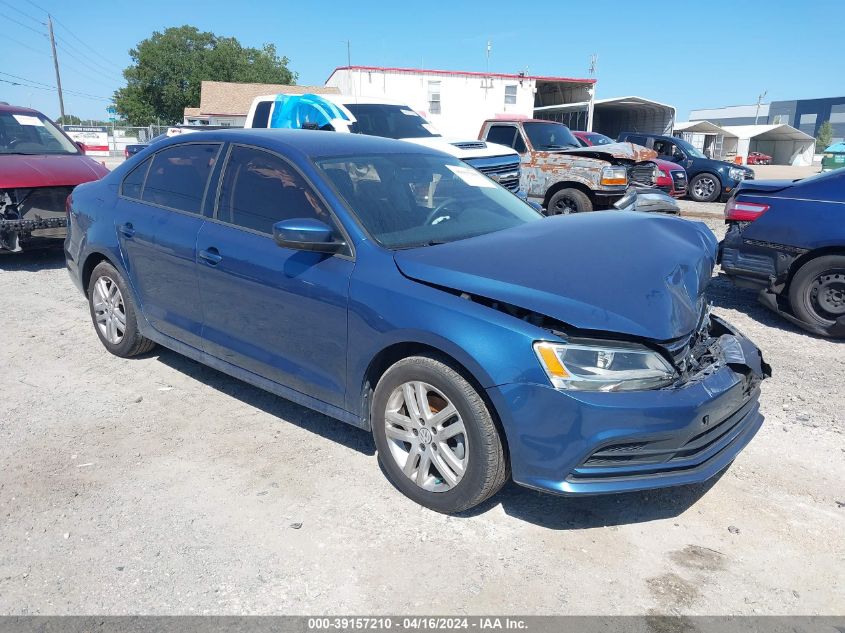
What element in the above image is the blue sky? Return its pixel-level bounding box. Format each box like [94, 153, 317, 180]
[2, 0, 843, 122]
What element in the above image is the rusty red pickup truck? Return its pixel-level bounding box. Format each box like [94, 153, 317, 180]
[479, 119, 658, 214]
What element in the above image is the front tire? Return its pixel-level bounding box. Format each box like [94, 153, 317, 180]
[788, 255, 845, 337]
[547, 188, 593, 214]
[371, 356, 507, 513]
[88, 261, 156, 357]
[689, 173, 721, 202]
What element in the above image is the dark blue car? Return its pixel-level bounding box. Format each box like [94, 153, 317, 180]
[618, 132, 754, 203]
[65, 129, 769, 513]
[721, 169, 845, 338]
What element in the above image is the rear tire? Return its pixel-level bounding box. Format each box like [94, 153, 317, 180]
[371, 355, 507, 513]
[689, 173, 721, 202]
[788, 255, 845, 337]
[547, 188, 593, 214]
[88, 261, 156, 357]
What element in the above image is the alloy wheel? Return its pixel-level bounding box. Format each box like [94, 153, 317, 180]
[384, 381, 468, 492]
[693, 176, 716, 199]
[92, 275, 127, 345]
[553, 197, 576, 214]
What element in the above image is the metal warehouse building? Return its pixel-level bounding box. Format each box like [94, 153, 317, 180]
[691, 95, 845, 144]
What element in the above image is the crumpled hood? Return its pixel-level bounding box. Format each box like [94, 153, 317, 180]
[0, 154, 109, 188]
[559, 142, 657, 162]
[394, 213, 718, 341]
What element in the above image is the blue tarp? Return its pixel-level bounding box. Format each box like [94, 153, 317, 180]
[268, 94, 350, 130]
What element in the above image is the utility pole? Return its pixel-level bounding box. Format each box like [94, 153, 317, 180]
[754, 90, 768, 125]
[587, 54, 598, 132]
[47, 15, 65, 121]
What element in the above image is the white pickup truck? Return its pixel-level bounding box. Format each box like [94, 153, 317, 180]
[244, 94, 522, 194]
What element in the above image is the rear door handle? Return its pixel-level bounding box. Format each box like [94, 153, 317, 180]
[118, 222, 135, 238]
[198, 247, 222, 265]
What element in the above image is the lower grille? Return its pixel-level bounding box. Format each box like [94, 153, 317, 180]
[570, 398, 760, 481]
[671, 170, 687, 192]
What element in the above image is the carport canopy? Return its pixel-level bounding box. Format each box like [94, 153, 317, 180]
[721, 124, 816, 166]
[674, 120, 737, 137]
[533, 95, 675, 137]
[591, 96, 676, 138]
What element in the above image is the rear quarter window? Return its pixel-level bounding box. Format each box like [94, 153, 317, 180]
[251, 100, 272, 128]
[142, 143, 221, 213]
[121, 157, 152, 200]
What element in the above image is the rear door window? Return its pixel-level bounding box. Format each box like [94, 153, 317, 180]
[142, 143, 221, 213]
[121, 156, 152, 200]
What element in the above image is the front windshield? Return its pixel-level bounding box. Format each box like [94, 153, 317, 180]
[673, 137, 706, 159]
[523, 122, 579, 150]
[0, 111, 79, 155]
[345, 104, 440, 139]
[316, 153, 542, 249]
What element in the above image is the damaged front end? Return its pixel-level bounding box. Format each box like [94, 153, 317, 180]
[0, 187, 72, 252]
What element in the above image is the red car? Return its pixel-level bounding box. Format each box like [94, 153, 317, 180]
[746, 151, 772, 165]
[1, 103, 109, 252]
[573, 130, 687, 198]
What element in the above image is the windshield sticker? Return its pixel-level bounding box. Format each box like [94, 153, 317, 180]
[400, 109, 418, 116]
[446, 165, 496, 188]
[13, 114, 44, 127]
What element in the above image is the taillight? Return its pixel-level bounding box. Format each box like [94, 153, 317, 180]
[124, 148, 129, 158]
[725, 198, 769, 221]
[66, 193, 73, 217]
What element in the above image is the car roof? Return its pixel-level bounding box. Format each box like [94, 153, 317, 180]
[156, 128, 450, 159]
[0, 103, 43, 115]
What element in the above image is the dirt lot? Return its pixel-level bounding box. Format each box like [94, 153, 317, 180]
[0, 214, 842, 616]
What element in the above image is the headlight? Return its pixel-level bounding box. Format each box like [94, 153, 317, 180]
[534, 340, 677, 391]
[600, 166, 627, 186]
[824, 153, 834, 159]
[729, 167, 745, 181]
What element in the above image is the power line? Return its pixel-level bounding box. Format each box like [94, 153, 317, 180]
[54, 33, 123, 77]
[0, 71, 54, 89]
[0, 72, 111, 102]
[55, 41, 123, 82]
[0, 0, 43, 24]
[4, 34, 52, 57]
[51, 13, 124, 72]
[0, 11, 47, 36]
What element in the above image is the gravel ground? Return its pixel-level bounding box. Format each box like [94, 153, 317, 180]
[0, 215, 842, 616]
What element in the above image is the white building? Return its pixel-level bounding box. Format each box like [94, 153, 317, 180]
[325, 65, 595, 138]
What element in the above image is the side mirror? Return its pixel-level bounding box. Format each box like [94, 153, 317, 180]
[272, 218, 345, 254]
[75, 142, 86, 153]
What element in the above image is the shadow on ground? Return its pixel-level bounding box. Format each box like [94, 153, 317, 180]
[459, 472, 723, 529]
[0, 245, 66, 272]
[155, 348, 375, 456]
[156, 346, 725, 529]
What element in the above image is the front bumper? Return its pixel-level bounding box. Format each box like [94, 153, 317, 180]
[487, 318, 768, 495]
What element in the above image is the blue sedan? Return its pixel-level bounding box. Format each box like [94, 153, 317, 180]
[65, 129, 769, 513]
[721, 169, 845, 338]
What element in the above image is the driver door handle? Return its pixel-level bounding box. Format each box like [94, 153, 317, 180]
[199, 247, 222, 265]
[118, 222, 135, 238]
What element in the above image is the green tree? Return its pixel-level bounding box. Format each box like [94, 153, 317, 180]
[55, 114, 82, 125]
[113, 25, 297, 125]
[816, 120, 833, 152]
